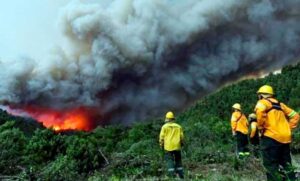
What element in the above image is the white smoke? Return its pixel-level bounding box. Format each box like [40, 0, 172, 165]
[0, 0, 300, 124]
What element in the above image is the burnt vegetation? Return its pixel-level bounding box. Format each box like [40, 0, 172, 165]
[0, 63, 300, 180]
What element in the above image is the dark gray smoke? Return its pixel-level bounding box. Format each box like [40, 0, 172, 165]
[0, 0, 300, 124]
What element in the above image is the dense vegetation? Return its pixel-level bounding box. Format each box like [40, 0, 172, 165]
[1, 63, 300, 180]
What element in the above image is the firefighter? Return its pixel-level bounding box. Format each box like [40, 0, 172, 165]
[159, 111, 184, 179]
[231, 103, 250, 157]
[248, 113, 260, 158]
[255, 85, 299, 181]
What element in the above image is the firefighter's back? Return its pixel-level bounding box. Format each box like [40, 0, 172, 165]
[162, 122, 182, 151]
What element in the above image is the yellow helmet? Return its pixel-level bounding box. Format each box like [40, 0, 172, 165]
[257, 85, 274, 95]
[165, 111, 175, 119]
[248, 113, 257, 119]
[232, 103, 241, 111]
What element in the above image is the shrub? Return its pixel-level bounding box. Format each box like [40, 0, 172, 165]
[0, 122, 27, 174]
[38, 155, 80, 181]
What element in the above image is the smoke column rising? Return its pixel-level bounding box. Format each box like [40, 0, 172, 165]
[0, 0, 300, 125]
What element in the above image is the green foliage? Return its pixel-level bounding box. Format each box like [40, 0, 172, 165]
[0, 110, 43, 135]
[0, 120, 15, 132]
[65, 134, 105, 173]
[0, 122, 27, 174]
[24, 129, 66, 166]
[91, 125, 129, 153]
[38, 155, 80, 181]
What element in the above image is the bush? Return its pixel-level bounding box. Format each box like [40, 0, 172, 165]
[65, 134, 105, 173]
[0, 122, 27, 174]
[24, 129, 66, 166]
[39, 155, 80, 181]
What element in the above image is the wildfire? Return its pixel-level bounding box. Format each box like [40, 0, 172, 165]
[5, 105, 98, 131]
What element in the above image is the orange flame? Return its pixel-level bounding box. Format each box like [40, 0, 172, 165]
[20, 106, 97, 131]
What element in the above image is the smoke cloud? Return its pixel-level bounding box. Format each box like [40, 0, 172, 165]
[0, 0, 300, 124]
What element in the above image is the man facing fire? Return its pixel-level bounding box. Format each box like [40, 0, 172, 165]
[255, 85, 299, 181]
[159, 111, 184, 179]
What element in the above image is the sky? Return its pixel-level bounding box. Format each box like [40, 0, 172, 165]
[0, 0, 70, 60]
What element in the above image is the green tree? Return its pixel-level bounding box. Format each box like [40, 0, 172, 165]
[0, 121, 27, 174]
[24, 129, 66, 166]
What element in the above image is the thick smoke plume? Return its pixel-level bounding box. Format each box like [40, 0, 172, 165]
[0, 0, 300, 125]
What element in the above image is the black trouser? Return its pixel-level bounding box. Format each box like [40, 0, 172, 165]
[250, 135, 260, 146]
[236, 131, 249, 153]
[250, 136, 260, 158]
[261, 137, 295, 181]
[164, 150, 184, 178]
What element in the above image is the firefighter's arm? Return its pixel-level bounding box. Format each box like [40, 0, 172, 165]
[231, 113, 237, 135]
[159, 126, 165, 148]
[250, 122, 257, 138]
[255, 100, 267, 129]
[289, 112, 299, 129]
[281, 104, 300, 129]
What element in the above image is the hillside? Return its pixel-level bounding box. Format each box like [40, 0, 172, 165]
[0, 109, 43, 135]
[0, 63, 300, 180]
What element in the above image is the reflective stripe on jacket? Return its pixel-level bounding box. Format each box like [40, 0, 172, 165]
[231, 111, 248, 135]
[255, 98, 299, 143]
[159, 122, 184, 151]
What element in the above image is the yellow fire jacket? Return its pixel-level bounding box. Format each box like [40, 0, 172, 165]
[231, 111, 248, 135]
[159, 122, 184, 151]
[255, 98, 300, 143]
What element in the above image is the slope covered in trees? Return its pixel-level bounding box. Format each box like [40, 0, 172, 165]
[0, 63, 300, 180]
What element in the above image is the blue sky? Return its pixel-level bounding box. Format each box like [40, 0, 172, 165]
[0, 0, 69, 60]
